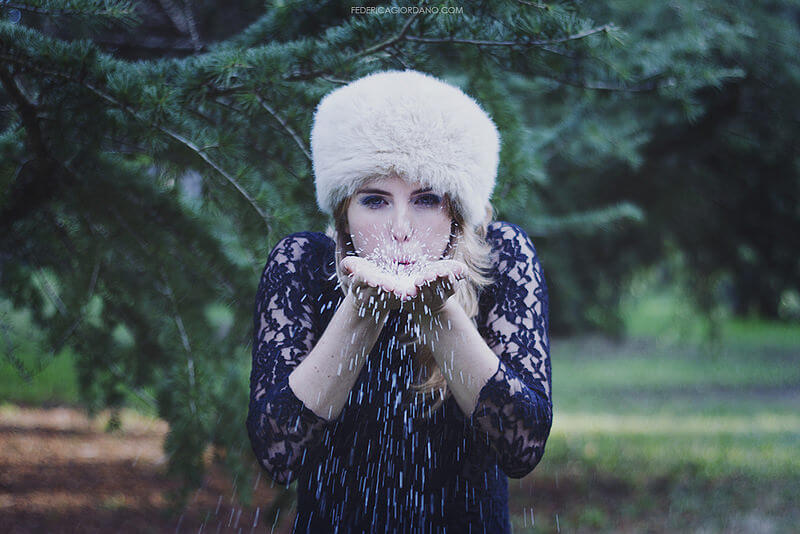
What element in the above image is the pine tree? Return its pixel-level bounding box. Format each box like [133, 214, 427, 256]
[0, 0, 753, 513]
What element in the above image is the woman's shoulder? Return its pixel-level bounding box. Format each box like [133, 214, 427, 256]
[268, 231, 334, 260]
[479, 222, 548, 313]
[481, 220, 545, 289]
[485, 221, 540, 258]
[263, 231, 336, 283]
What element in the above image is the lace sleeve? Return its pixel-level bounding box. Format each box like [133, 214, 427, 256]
[472, 222, 553, 479]
[246, 233, 331, 485]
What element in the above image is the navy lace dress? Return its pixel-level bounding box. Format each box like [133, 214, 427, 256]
[247, 221, 552, 533]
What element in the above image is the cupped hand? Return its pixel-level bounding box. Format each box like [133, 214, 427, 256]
[341, 256, 467, 319]
[407, 259, 467, 316]
[340, 256, 406, 314]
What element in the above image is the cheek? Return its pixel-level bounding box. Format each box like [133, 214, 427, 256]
[351, 230, 381, 255]
[346, 210, 389, 254]
[418, 213, 453, 257]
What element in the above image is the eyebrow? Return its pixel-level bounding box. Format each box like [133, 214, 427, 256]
[356, 186, 434, 195]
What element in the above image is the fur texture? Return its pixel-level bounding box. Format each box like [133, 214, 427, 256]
[310, 70, 500, 227]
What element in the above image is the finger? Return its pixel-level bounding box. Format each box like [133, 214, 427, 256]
[340, 256, 364, 274]
[447, 272, 460, 287]
[341, 261, 354, 276]
[359, 275, 378, 289]
[440, 260, 466, 278]
[403, 281, 418, 299]
[383, 284, 402, 299]
[374, 272, 396, 294]
[415, 271, 437, 287]
[437, 264, 454, 279]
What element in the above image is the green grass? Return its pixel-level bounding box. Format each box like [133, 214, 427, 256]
[0, 300, 80, 405]
[723, 316, 800, 347]
[509, 292, 800, 533]
[622, 284, 800, 348]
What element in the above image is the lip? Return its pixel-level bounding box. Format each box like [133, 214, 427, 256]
[395, 260, 416, 265]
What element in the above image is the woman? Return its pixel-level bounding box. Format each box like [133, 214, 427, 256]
[247, 70, 552, 533]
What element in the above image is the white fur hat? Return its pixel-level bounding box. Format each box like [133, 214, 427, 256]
[310, 70, 500, 227]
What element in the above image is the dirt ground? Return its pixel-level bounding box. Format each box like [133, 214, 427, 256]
[0, 405, 293, 534]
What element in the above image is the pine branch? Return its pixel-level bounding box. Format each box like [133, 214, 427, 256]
[540, 72, 671, 93]
[254, 92, 311, 162]
[0, 66, 78, 231]
[538, 44, 580, 59]
[529, 202, 644, 236]
[44, 254, 101, 357]
[358, 5, 423, 56]
[385, 45, 413, 70]
[516, 0, 548, 7]
[159, 268, 198, 416]
[0, 313, 32, 382]
[210, 96, 311, 179]
[3, 0, 139, 25]
[156, 124, 271, 230]
[404, 24, 615, 48]
[319, 75, 349, 85]
[0, 66, 47, 163]
[96, 174, 241, 310]
[28, 253, 67, 316]
[93, 34, 202, 53]
[0, 53, 272, 231]
[283, 4, 425, 82]
[108, 361, 158, 409]
[112, 209, 152, 254]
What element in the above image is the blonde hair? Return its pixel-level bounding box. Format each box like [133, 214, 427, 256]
[326, 195, 495, 416]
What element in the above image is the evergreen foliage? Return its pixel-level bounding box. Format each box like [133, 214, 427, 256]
[1, 0, 796, 508]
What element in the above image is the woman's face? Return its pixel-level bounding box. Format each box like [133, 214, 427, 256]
[346, 174, 453, 271]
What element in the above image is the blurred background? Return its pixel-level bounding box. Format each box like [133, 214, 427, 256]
[1, 1, 798, 532]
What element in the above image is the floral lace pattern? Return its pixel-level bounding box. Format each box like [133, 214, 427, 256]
[246, 232, 335, 483]
[246, 222, 552, 532]
[473, 222, 552, 478]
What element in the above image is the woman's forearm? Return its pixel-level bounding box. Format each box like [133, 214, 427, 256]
[419, 298, 500, 417]
[288, 292, 389, 420]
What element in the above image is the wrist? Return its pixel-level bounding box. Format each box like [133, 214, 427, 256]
[415, 297, 459, 344]
[432, 295, 459, 317]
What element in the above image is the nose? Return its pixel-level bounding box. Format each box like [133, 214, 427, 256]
[390, 207, 412, 242]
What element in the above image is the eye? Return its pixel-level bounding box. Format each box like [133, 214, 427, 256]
[414, 193, 442, 207]
[359, 195, 387, 209]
